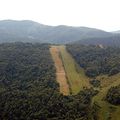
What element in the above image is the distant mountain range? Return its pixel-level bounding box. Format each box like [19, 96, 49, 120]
[0, 20, 120, 45]
[73, 35, 120, 47]
[112, 30, 120, 33]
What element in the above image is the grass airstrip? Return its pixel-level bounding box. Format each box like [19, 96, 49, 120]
[50, 45, 120, 120]
[50, 45, 90, 95]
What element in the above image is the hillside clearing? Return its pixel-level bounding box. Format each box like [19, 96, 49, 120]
[50, 45, 120, 119]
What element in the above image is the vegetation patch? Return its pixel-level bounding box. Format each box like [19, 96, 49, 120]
[90, 79, 101, 87]
[106, 85, 120, 105]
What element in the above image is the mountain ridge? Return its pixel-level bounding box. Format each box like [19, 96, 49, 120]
[0, 20, 114, 44]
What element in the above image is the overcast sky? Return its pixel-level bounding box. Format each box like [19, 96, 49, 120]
[0, 0, 120, 31]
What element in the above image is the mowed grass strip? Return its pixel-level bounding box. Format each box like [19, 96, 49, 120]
[58, 45, 90, 95]
[50, 46, 70, 95]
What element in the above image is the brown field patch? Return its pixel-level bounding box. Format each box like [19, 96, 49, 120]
[50, 46, 70, 95]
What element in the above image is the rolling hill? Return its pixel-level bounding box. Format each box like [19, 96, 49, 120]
[112, 30, 120, 33]
[0, 20, 113, 44]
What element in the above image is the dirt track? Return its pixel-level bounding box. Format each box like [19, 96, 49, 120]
[50, 46, 70, 95]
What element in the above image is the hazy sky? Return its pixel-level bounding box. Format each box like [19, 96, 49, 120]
[0, 0, 120, 31]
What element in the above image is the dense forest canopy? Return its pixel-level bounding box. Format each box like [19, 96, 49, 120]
[0, 42, 95, 120]
[67, 44, 120, 77]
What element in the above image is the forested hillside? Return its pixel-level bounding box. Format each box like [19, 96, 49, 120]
[0, 42, 120, 119]
[67, 44, 120, 77]
[74, 35, 120, 47]
[67, 44, 120, 120]
[0, 43, 95, 120]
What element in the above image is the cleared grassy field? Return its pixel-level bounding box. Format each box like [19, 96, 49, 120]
[58, 45, 90, 95]
[92, 73, 120, 120]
